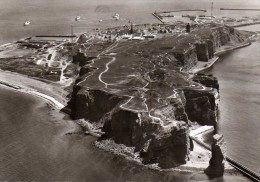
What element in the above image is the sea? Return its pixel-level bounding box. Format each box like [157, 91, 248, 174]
[0, 0, 260, 181]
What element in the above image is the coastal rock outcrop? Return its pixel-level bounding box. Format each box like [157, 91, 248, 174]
[101, 107, 190, 168]
[205, 134, 226, 178]
[70, 89, 124, 121]
[140, 121, 190, 169]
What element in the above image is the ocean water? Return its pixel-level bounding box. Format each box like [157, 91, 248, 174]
[204, 39, 260, 174]
[0, 0, 260, 180]
[1, 0, 260, 44]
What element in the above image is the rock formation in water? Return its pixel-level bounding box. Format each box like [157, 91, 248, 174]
[205, 134, 226, 178]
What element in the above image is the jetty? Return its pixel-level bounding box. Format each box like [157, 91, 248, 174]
[152, 13, 164, 23]
[220, 8, 260, 11]
[159, 9, 207, 13]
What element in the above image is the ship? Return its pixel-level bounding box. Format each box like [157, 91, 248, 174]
[75, 16, 81, 21]
[24, 21, 30, 26]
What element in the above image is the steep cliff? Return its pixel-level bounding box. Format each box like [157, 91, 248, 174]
[195, 42, 209, 62]
[172, 45, 198, 70]
[183, 88, 218, 126]
[70, 89, 124, 121]
[101, 107, 190, 169]
[68, 85, 191, 168]
[192, 25, 243, 62]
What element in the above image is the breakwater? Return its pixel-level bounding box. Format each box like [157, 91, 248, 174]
[220, 8, 260, 11]
[152, 13, 164, 23]
[159, 9, 207, 13]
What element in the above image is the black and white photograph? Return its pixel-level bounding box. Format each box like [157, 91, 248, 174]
[0, 0, 259, 181]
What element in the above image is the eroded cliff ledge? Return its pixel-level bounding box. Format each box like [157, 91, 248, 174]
[66, 23, 247, 170]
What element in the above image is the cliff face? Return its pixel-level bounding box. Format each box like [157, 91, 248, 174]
[184, 74, 220, 126]
[173, 45, 197, 70]
[183, 88, 218, 126]
[195, 42, 209, 62]
[101, 107, 190, 169]
[211, 27, 231, 49]
[193, 25, 239, 62]
[69, 84, 191, 168]
[140, 121, 190, 169]
[71, 89, 124, 121]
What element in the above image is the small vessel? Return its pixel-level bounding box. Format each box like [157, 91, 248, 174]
[24, 21, 30, 26]
[113, 13, 120, 21]
[99, 19, 103, 22]
[75, 16, 81, 21]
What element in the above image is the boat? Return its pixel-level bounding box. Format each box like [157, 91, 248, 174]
[24, 21, 30, 26]
[75, 16, 81, 21]
[113, 13, 120, 21]
[113, 13, 119, 18]
[99, 19, 103, 22]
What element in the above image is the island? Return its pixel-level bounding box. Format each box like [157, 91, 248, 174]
[0, 14, 256, 181]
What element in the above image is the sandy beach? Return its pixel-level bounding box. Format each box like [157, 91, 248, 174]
[0, 69, 69, 108]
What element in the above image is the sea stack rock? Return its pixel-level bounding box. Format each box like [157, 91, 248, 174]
[205, 134, 226, 178]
